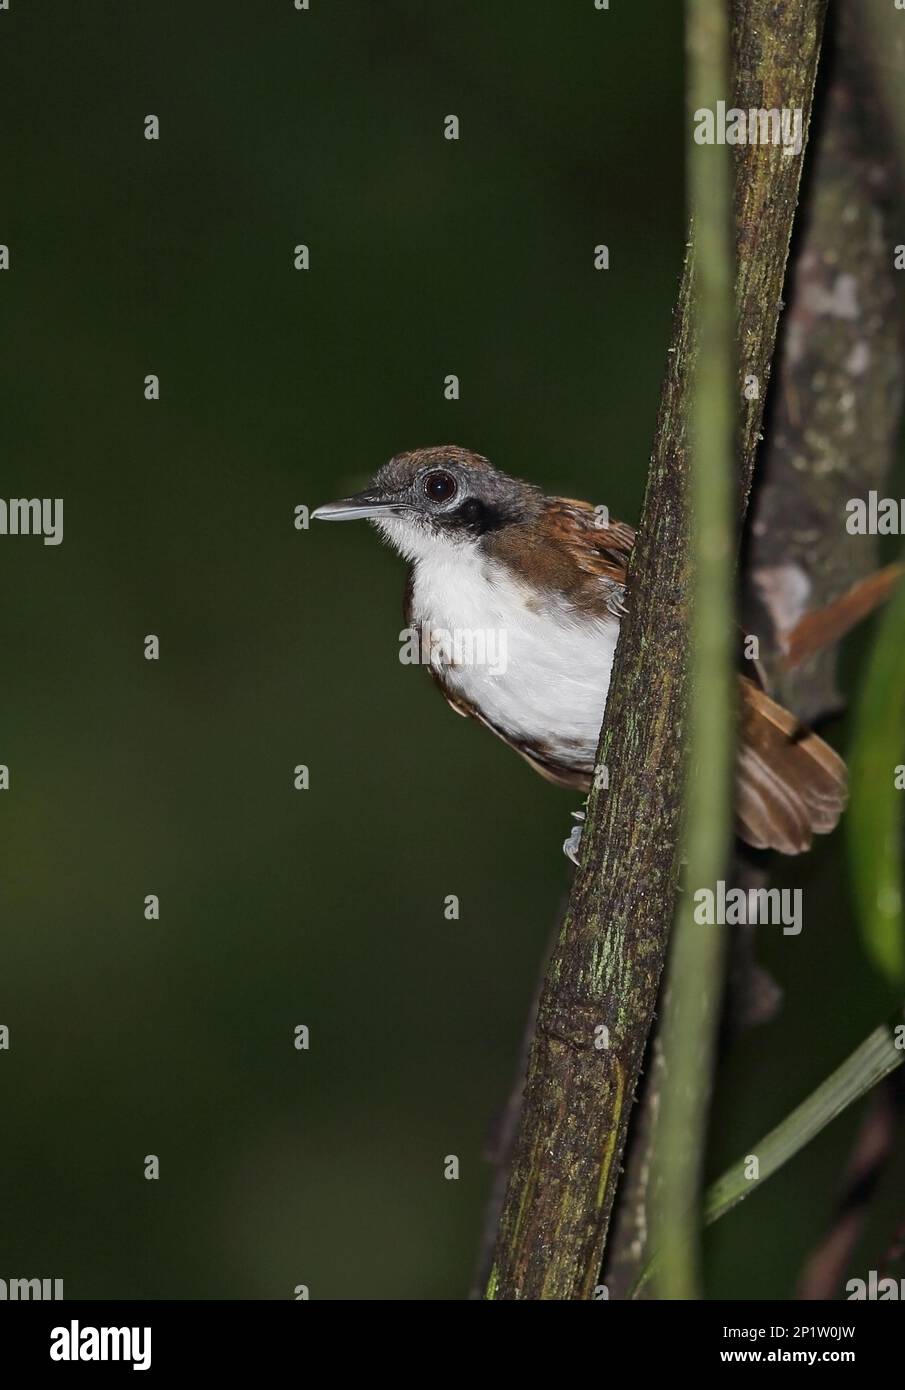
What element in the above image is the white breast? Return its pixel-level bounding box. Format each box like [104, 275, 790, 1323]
[380, 520, 620, 772]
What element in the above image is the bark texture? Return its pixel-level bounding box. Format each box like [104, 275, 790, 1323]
[745, 3, 905, 718]
[486, 0, 828, 1301]
[605, 0, 905, 1300]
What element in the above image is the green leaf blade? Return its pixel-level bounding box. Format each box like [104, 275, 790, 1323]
[847, 572, 905, 985]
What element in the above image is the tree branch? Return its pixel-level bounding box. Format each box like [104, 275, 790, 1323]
[485, 0, 828, 1301]
[606, 0, 905, 1301]
[745, 0, 905, 721]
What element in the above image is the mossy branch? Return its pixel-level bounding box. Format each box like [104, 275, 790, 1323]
[605, 0, 905, 1300]
[486, 0, 828, 1301]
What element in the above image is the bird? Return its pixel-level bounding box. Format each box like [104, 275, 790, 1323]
[313, 445, 847, 857]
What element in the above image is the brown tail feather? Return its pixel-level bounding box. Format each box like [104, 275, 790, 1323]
[736, 677, 847, 855]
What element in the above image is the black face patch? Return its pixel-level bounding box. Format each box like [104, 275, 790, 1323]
[445, 497, 506, 534]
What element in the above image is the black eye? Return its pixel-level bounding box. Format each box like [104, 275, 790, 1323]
[424, 470, 457, 504]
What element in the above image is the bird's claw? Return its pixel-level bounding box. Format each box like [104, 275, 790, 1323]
[563, 809, 586, 866]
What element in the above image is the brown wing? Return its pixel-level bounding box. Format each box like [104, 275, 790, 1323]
[542, 497, 634, 588]
[485, 497, 633, 617]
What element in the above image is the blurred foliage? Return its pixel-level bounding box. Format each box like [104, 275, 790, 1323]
[0, 0, 902, 1299]
[848, 571, 905, 985]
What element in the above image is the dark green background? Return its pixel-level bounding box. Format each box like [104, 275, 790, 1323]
[1, 0, 901, 1299]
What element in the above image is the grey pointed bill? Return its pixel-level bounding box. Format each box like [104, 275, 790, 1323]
[311, 488, 401, 522]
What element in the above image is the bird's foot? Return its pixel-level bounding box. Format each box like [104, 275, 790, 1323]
[563, 809, 586, 866]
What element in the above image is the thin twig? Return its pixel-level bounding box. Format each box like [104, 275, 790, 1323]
[650, 0, 734, 1301]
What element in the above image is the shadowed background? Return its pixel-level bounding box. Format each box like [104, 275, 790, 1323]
[1, 0, 902, 1299]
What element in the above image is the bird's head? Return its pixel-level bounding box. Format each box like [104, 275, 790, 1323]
[312, 446, 542, 559]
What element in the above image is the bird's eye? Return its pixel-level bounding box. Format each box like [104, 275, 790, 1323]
[424, 470, 457, 504]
